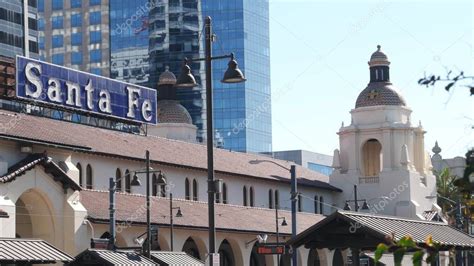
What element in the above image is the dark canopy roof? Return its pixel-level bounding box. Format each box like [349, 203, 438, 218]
[0, 238, 73, 263]
[288, 211, 474, 251]
[150, 251, 204, 266]
[69, 249, 155, 266]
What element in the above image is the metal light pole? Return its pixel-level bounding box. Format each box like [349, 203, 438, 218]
[175, 16, 246, 266]
[290, 165, 297, 266]
[145, 150, 151, 258]
[169, 193, 183, 251]
[275, 205, 287, 266]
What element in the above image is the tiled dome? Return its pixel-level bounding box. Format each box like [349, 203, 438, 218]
[368, 45, 390, 67]
[158, 66, 177, 86]
[355, 83, 406, 108]
[157, 100, 192, 124]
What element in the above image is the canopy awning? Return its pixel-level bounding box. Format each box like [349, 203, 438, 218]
[288, 211, 474, 251]
[0, 238, 73, 264]
[69, 249, 155, 265]
[150, 251, 205, 266]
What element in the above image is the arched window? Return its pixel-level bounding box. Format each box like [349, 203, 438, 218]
[192, 179, 198, 201]
[185, 178, 190, 200]
[319, 196, 324, 214]
[86, 164, 93, 189]
[274, 190, 280, 209]
[298, 194, 302, 212]
[243, 186, 248, 206]
[222, 183, 228, 204]
[152, 174, 158, 196]
[314, 195, 318, 214]
[307, 248, 321, 266]
[362, 139, 382, 177]
[218, 239, 235, 266]
[159, 174, 167, 197]
[125, 169, 131, 193]
[182, 237, 201, 260]
[268, 189, 273, 209]
[76, 163, 82, 187]
[249, 186, 254, 207]
[115, 168, 122, 192]
[216, 186, 221, 203]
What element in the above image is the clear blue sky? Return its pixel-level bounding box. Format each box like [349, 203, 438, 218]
[269, 0, 473, 158]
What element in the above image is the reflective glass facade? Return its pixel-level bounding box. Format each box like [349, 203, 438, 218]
[148, 0, 271, 152]
[109, 0, 150, 86]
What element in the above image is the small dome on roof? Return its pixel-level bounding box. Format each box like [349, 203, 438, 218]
[368, 45, 390, 67]
[355, 83, 406, 108]
[157, 100, 192, 124]
[158, 66, 177, 86]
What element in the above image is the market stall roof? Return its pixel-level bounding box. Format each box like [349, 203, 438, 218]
[150, 251, 205, 266]
[288, 211, 474, 251]
[0, 238, 73, 264]
[69, 249, 155, 266]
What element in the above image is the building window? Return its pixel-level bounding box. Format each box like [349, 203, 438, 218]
[319, 196, 324, 214]
[90, 68, 101, 75]
[90, 30, 101, 44]
[89, 11, 101, 25]
[268, 189, 273, 209]
[71, 13, 82, 27]
[52, 16, 63, 29]
[29, 41, 38, 53]
[125, 169, 131, 193]
[71, 52, 82, 65]
[76, 163, 82, 187]
[52, 54, 64, 65]
[115, 168, 122, 192]
[222, 183, 227, 204]
[71, 32, 82, 46]
[152, 174, 158, 196]
[314, 195, 318, 214]
[52, 35, 63, 48]
[298, 194, 302, 212]
[362, 139, 382, 177]
[38, 18, 44, 30]
[192, 179, 198, 201]
[274, 190, 279, 209]
[52, 0, 63, 10]
[86, 164, 93, 189]
[38, 0, 44, 12]
[70, 0, 81, 8]
[89, 0, 101, 5]
[159, 174, 166, 197]
[185, 178, 190, 200]
[249, 186, 254, 207]
[243, 186, 247, 206]
[90, 49, 101, 63]
[28, 18, 37, 31]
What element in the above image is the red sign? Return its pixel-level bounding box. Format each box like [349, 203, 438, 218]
[256, 244, 285, 255]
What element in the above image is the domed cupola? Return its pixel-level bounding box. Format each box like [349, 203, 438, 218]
[355, 45, 406, 108]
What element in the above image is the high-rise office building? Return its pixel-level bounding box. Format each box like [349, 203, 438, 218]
[148, 0, 272, 153]
[0, 0, 39, 59]
[38, 0, 110, 76]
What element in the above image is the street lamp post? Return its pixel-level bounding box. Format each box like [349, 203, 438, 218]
[169, 193, 183, 251]
[175, 16, 246, 265]
[250, 159, 298, 266]
[275, 205, 287, 266]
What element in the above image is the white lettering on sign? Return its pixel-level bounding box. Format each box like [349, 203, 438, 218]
[25, 62, 42, 98]
[47, 78, 62, 103]
[84, 79, 94, 110]
[126, 86, 140, 119]
[99, 90, 112, 113]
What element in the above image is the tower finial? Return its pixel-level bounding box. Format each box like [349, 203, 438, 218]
[377, 44, 381, 51]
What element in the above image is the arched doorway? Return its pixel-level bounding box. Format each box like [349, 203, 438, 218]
[362, 139, 382, 176]
[15, 189, 56, 245]
[218, 239, 235, 266]
[333, 249, 343, 266]
[250, 243, 265, 266]
[307, 248, 321, 266]
[182, 237, 201, 260]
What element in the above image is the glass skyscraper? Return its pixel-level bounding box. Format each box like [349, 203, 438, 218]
[149, 0, 272, 153]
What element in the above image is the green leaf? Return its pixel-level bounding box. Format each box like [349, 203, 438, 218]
[412, 250, 424, 266]
[398, 236, 416, 248]
[374, 243, 388, 263]
[393, 248, 405, 266]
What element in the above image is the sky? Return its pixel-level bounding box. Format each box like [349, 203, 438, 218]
[269, 0, 473, 158]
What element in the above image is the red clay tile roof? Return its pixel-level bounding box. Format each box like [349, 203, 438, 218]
[0, 152, 81, 191]
[0, 110, 341, 191]
[81, 190, 324, 235]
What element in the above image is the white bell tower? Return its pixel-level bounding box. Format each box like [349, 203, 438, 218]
[330, 46, 439, 219]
